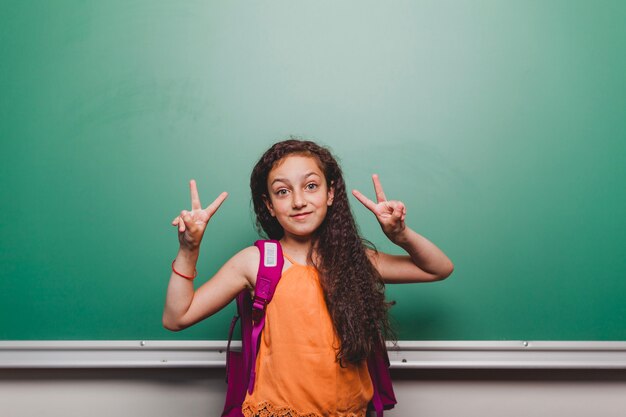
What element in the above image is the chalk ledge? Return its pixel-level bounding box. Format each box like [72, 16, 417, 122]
[1, 341, 625, 369]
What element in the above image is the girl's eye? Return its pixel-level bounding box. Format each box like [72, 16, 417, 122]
[306, 183, 318, 191]
[276, 189, 288, 196]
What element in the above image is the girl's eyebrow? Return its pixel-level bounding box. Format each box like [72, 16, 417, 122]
[270, 177, 289, 186]
[303, 172, 321, 179]
[271, 172, 321, 186]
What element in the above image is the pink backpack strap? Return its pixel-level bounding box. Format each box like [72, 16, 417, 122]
[247, 239, 284, 394]
[367, 338, 397, 416]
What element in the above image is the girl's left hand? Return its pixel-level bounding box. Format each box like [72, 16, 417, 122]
[352, 174, 407, 242]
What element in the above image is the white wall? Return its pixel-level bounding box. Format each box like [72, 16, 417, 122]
[1, 368, 625, 417]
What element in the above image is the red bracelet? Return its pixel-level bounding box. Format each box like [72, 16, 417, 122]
[171, 260, 197, 280]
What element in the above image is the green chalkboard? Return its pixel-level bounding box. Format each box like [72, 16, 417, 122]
[1, 1, 625, 341]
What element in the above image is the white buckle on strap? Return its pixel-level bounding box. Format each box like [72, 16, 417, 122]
[263, 242, 277, 267]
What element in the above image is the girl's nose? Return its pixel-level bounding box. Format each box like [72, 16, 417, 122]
[292, 191, 308, 208]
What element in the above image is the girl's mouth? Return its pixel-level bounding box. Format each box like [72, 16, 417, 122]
[291, 212, 312, 220]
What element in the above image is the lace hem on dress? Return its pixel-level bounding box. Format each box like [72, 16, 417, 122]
[241, 401, 366, 417]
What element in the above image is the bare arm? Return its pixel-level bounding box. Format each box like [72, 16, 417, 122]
[162, 246, 256, 331]
[353, 174, 454, 283]
[366, 228, 454, 283]
[162, 180, 255, 331]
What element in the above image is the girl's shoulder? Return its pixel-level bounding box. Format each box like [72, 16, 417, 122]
[227, 245, 261, 288]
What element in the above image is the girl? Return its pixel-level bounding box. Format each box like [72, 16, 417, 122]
[163, 139, 453, 417]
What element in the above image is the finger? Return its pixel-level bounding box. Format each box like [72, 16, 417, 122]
[182, 212, 196, 233]
[205, 192, 229, 217]
[171, 215, 179, 225]
[351, 189, 377, 212]
[372, 174, 387, 203]
[178, 211, 189, 233]
[190, 179, 202, 211]
[384, 200, 399, 216]
[392, 201, 406, 221]
[391, 201, 404, 219]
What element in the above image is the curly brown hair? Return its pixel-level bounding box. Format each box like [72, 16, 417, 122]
[250, 137, 395, 365]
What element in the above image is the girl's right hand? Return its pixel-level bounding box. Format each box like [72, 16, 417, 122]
[171, 180, 228, 252]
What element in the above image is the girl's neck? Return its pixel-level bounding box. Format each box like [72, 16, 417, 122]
[280, 235, 317, 266]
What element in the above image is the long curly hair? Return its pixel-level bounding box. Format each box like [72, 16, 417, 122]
[250, 138, 395, 365]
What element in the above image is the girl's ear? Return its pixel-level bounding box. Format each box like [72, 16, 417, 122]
[262, 195, 276, 217]
[327, 182, 335, 206]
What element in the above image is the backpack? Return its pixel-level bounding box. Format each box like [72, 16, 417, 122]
[221, 240, 396, 417]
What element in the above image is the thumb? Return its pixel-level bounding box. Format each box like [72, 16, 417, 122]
[180, 211, 195, 233]
[183, 214, 195, 229]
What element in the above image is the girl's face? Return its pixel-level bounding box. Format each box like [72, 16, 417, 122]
[264, 154, 334, 241]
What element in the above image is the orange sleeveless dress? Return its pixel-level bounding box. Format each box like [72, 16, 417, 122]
[241, 254, 373, 417]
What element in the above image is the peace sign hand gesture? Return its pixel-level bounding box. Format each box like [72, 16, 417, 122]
[171, 180, 228, 252]
[352, 174, 407, 243]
